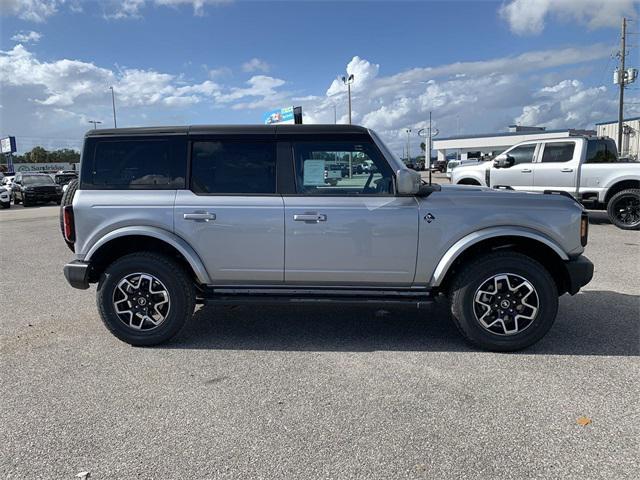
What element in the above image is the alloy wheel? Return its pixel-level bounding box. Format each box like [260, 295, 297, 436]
[473, 273, 539, 336]
[613, 193, 640, 227]
[112, 273, 170, 331]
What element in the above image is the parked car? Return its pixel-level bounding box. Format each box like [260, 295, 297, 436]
[0, 186, 10, 208]
[52, 171, 78, 192]
[451, 136, 640, 230]
[446, 158, 482, 178]
[12, 172, 63, 206]
[62, 124, 592, 351]
[1, 176, 15, 201]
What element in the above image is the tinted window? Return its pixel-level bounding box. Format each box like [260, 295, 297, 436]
[506, 144, 536, 165]
[191, 141, 276, 194]
[586, 139, 618, 163]
[541, 142, 575, 163]
[87, 138, 186, 189]
[293, 141, 394, 195]
[23, 175, 55, 185]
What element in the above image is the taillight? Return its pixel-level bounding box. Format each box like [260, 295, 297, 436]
[63, 205, 75, 243]
[580, 212, 589, 247]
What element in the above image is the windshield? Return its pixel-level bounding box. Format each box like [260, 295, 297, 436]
[23, 175, 55, 185]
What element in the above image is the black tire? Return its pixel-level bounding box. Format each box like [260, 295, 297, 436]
[607, 188, 640, 230]
[22, 195, 31, 207]
[96, 252, 195, 346]
[59, 179, 78, 251]
[1, 202, 9, 209]
[13, 194, 20, 205]
[449, 251, 558, 352]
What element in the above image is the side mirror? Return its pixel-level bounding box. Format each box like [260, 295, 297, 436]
[494, 154, 515, 168]
[396, 169, 421, 195]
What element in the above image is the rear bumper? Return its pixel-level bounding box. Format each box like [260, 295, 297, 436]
[63, 260, 90, 290]
[565, 255, 594, 295]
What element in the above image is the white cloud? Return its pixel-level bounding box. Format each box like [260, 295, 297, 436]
[105, 0, 230, 19]
[10, 30, 43, 43]
[241, 58, 271, 73]
[500, 0, 638, 35]
[0, 0, 61, 22]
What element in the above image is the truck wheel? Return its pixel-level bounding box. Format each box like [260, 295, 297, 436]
[607, 188, 640, 230]
[59, 179, 78, 251]
[449, 251, 558, 352]
[96, 252, 195, 346]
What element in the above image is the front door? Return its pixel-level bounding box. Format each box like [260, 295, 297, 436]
[532, 140, 579, 194]
[174, 138, 284, 284]
[490, 143, 538, 189]
[283, 140, 419, 286]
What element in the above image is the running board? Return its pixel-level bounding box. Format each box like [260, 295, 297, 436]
[199, 286, 434, 308]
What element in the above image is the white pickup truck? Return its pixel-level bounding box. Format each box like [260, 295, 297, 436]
[451, 136, 640, 230]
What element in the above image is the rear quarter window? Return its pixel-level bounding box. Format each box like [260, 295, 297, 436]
[81, 137, 187, 189]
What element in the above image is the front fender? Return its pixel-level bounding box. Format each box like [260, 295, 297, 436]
[84, 226, 211, 284]
[429, 226, 569, 287]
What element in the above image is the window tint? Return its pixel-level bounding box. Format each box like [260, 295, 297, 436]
[506, 144, 536, 165]
[541, 142, 575, 163]
[190, 141, 276, 194]
[293, 141, 394, 195]
[586, 139, 618, 163]
[87, 138, 186, 189]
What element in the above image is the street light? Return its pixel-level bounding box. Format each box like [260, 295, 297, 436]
[341, 74, 354, 125]
[109, 86, 117, 128]
[417, 112, 439, 185]
[88, 120, 102, 130]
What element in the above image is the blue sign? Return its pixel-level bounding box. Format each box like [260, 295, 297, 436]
[263, 106, 295, 125]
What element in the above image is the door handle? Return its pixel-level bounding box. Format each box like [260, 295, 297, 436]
[561, 168, 574, 172]
[521, 168, 532, 173]
[183, 212, 216, 221]
[294, 213, 327, 222]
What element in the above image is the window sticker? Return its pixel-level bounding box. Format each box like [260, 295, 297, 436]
[303, 159, 325, 186]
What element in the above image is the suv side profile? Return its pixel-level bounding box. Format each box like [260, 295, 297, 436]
[62, 125, 593, 351]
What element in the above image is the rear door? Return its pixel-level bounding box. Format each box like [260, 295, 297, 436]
[490, 143, 538, 189]
[532, 140, 579, 195]
[174, 137, 284, 284]
[282, 137, 419, 286]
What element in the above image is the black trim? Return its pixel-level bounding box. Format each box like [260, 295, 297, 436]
[564, 255, 593, 295]
[63, 261, 90, 290]
[276, 141, 296, 194]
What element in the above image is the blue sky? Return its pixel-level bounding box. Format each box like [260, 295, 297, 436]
[1, 0, 639, 154]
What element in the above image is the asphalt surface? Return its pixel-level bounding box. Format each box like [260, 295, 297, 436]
[1, 199, 638, 479]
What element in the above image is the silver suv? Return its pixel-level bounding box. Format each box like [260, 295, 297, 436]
[62, 125, 593, 351]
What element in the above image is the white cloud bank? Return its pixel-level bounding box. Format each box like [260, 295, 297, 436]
[500, 0, 638, 35]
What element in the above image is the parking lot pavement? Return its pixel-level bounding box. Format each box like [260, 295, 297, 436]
[1, 203, 638, 479]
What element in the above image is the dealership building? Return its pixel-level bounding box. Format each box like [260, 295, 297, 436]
[595, 116, 640, 160]
[433, 125, 596, 162]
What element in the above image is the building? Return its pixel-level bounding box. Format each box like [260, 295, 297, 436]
[433, 125, 596, 163]
[595, 116, 640, 160]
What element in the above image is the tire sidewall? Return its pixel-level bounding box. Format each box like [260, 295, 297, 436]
[97, 255, 192, 346]
[454, 256, 558, 351]
[607, 189, 640, 230]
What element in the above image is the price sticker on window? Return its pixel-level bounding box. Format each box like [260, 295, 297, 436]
[303, 159, 325, 186]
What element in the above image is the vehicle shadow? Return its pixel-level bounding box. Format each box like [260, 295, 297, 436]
[167, 290, 639, 357]
[587, 210, 611, 226]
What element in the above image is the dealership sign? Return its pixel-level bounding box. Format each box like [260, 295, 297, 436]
[13, 162, 78, 172]
[0, 136, 16, 154]
[263, 106, 295, 125]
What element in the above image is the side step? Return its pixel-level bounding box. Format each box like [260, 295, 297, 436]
[199, 287, 434, 309]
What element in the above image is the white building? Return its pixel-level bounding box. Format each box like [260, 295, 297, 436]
[433, 125, 596, 162]
[595, 116, 640, 160]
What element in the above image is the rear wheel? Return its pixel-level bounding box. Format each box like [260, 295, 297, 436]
[607, 188, 640, 230]
[97, 252, 195, 346]
[449, 251, 558, 351]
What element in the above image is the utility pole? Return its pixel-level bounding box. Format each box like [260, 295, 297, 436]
[428, 112, 432, 185]
[618, 17, 627, 154]
[109, 86, 118, 128]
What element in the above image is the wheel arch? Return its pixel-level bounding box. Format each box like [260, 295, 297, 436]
[85, 226, 211, 285]
[431, 228, 571, 295]
[456, 177, 482, 185]
[604, 178, 640, 204]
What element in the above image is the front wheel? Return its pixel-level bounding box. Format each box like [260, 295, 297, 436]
[607, 188, 640, 230]
[449, 251, 558, 352]
[96, 252, 195, 346]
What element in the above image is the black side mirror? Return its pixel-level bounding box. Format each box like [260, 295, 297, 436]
[494, 155, 515, 168]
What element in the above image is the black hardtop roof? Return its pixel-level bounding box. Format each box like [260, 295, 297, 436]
[85, 124, 370, 137]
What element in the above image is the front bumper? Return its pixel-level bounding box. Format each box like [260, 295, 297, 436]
[565, 255, 594, 295]
[63, 260, 90, 290]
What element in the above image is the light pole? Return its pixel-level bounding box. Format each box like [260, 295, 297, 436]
[88, 120, 102, 130]
[341, 74, 354, 125]
[418, 112, 439, 185]
[405, 128, 412, 165]
[341, 73, 355, 178]
[109, 86, 117, 128]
